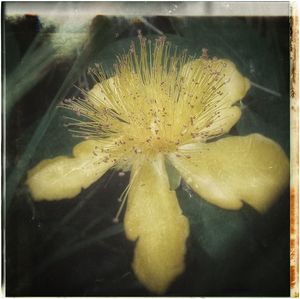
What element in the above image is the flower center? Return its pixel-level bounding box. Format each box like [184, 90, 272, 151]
[61, 36, 235, 166]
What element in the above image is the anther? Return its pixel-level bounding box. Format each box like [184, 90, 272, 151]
[130, 41, 135, 53]
[134, 148, 142, 154]
[137, 29, 142, 39]
[63, 98, 72, 104]
[201, 48, 209, 59]
[141, 37, 146, 47]
[181, 131, 187, 136]
[112, 217, 119, 224]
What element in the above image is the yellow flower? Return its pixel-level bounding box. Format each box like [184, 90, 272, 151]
[26, 36, 289, 294]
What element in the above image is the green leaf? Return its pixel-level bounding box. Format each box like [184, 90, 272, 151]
[170, 17, 281, 77]
[3, 21, 21, 75]
[5, 31, 57, 115]
[177, 184, 257, 260]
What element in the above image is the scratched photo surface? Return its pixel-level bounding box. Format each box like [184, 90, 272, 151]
[4, 2, 290, 296]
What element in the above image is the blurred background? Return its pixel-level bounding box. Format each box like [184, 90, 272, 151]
[3, 1, 290, 296]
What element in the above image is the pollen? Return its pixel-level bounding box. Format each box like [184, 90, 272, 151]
[60, 34, 238, 168]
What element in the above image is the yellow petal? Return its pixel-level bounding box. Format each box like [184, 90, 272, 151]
[182, 58, 250, 105]
[180, 58, 249, 141]
[124, 156, 189, 294]
[26, 140, 116, 201]
[169, 134, 289, 213]
[216, 59, 251, 104]
[199, 106, 242, 138]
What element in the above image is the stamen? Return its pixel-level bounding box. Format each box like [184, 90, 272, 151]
[201, 48, 209, 59]
[112, 171, 138, 223]
[61, 37, 241, 162]
[112, 217, 119, 224]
